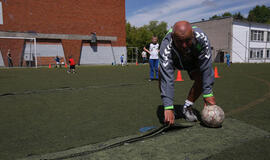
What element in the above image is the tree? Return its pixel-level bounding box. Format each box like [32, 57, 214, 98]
[126, 21, 168, 62]
[222, 12, 232, 17]
[209, 14, 221, 20]
[209, 11, 246, 20]
[126, 21, 168, 50]
[248, 5, 270, 24]
[144, 21, 168, 44]
[233, 12, 245, 20]
[209, 12, 232, 20]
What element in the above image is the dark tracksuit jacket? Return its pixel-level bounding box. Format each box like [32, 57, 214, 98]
[159, 27, 214, 107]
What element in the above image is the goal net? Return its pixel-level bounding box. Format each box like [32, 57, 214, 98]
[0, 36, 38, 68]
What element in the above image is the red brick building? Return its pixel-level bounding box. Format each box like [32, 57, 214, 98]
[0, 0, 126, 67]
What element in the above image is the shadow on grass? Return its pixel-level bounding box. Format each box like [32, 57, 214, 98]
[154, 104, 225, 129]
[156, 105, 224, 129]
[156, 104, 202, 124]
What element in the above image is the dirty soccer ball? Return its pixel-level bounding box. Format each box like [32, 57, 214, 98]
[201, 105, 225, 128]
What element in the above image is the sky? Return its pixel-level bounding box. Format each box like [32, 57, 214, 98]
[126, 0, 270, 28]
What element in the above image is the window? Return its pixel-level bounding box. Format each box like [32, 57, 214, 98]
[256, 51, 260, 58]
[267, 32, 270, 42]
[267, 49, 270, 58]
[250, 30, 264, 41]
[249, 48, 264, 59]
[260, 50, 263, 58]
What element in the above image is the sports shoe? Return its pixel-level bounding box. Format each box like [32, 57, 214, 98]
[183, 106, 198, 122]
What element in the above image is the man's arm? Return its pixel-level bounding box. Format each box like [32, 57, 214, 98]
[196, 31, 216, 105]
[159, 36, 176, 124]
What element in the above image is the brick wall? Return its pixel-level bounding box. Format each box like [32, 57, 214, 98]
[0, 0, 126, 66]
[0, 0, 126, 46]
[0, 39, 24, 66]
[38, 57, 65, 66]
[62, 40, 82, 65]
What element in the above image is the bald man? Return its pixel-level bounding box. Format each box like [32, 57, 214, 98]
[159, 21, 216, 124]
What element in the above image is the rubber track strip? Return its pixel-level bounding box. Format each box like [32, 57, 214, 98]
[44, 124, 190, 160]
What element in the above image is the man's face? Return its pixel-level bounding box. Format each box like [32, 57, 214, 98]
[152, 37, 158, 44]
[172, 21, 193, 54]
[172, 35, 193, 54]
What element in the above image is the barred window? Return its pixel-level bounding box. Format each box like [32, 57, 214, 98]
[250, 30, 264, 41]
[267, 49, 270, 58]
[260, 50, 263, 58]
[249, 48, 264, 59]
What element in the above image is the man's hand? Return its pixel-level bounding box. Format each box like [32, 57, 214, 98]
[164, 110, 175, 125]
[204, 96, 216, 106]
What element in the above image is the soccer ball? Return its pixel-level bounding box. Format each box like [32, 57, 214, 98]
[201, 105, 225, 128]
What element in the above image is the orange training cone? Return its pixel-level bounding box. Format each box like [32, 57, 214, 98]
[214, 66, 220, 78]
[49, 64, 51, 68]
[175, 70, 184, 81]
[136, 61, 138, 66]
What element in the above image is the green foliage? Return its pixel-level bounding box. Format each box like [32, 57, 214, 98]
[248, 5, 270, 24]
[126, 21, 168, 52]
[233, 12, 245, 20]
[209, 14, 221, 20]
[222, 12, 232, 17]
[209, 5, 270, 24]
[209, 12, 233, 20]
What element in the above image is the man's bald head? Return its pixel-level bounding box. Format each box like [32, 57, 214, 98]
[172, 21, 194, 53]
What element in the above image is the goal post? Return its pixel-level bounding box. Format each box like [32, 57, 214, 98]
[0, 36, 37, 68]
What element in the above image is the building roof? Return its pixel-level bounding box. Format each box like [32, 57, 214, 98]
[191, 16, 270, 28]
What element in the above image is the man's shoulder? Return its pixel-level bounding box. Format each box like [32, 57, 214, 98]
[161, 32, 172, 45]
[193, 27, 209, 47]
[193, 27, 208, 39]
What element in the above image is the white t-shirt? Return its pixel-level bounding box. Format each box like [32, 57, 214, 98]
[147, 43, 159, 59]
[141, 51, 147, 58]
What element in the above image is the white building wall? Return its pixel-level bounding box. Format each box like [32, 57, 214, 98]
[232, 21, 270, 63]
[24, 41, 127, 65]
[24, 42, 65, 59]
[0, 50, 4, 66]
[80, 43, 127, 65]
[232, 22, 249, 63]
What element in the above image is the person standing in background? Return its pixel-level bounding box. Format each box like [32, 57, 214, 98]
[141, 51, 147, 64]
[7, 49, 13, 67]
[143, 36, 159, 81]
[225, 52, 230, 67]
[68, 55, 76, 73]
[120, 54, 124, 66]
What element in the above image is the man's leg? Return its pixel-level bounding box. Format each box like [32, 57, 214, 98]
[183, 70, 203, 121]
[227, 60, 230, 67]
[187, 71, 203, 102]
[149, 59, 154, 80]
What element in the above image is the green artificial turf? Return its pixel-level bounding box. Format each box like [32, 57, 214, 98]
[0, 63, 269, 160]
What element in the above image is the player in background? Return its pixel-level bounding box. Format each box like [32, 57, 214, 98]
[55, 56, 61, 68]
[120, 54, 124, 66]
[159, 21, 216, 124]
[141, 51, 147, 64]
[68, 55, 76, 73]
[144, 36, 160, 81]
[225, 52, 230, 67]
[7, 49, 13, 67]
